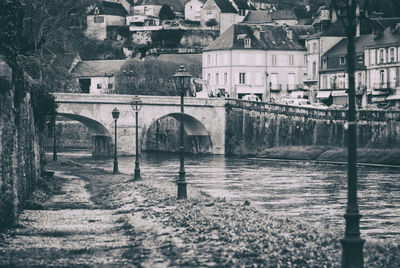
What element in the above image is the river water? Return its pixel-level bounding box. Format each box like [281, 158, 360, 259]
[64, 151, 400, 244]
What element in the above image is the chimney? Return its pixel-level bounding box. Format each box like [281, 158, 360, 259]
[285, 25, 293, 40]
[254, 28, 260, 39]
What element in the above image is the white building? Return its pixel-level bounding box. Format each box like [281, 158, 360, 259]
[70, 60, 126, 94]
[185, 0, 206, 22]
[304, 21, 345, 102]
[202, 23, 311, 101]
[86, 1, 128, 40]
[364, 25, 400, 106]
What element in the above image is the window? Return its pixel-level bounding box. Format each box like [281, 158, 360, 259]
[289, 55, 294, 65]
[94, 16, 104, 23]
[207, 73, 211, 83]
[239, 73, 246, 84]
[322, 76, 327, 89]
[322, 58, 327, 69]
[272, 55, 277, 65]
[312, 61, 317, 79]
[380, 70, 385, 83]
[357, 72, 363, 87]
[255, 72, 262, 85]
[216, 54, 219, 65]
[379, 49, 385, 63]
[97, 83, 102, 89]
[389, 47, 395, 62]
[313, 43, 317, 53]
[244, 38, 251, 48]
[357, 56, 363, 64]
[224, 73, 228, 85]
[94, 7, 99, 15]
[215, 73, 219, 85]
[339, 56, 345, 65]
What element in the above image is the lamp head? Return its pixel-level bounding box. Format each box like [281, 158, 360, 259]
[130, 95, 142, 112]
[112, 107, 120, 120]
[173, 65, 192, 96]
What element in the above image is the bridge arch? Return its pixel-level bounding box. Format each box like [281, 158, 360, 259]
[143, 113, 213, 154]
[57, 113, 112, 157]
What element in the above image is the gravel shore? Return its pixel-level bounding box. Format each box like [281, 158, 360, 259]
[1, 157, 399, 267]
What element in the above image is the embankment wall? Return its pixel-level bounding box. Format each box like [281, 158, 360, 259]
[225, 100, 400, 155]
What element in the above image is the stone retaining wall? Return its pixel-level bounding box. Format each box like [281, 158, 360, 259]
[225, 99, 400, 155]
[0, 77, 41, 227]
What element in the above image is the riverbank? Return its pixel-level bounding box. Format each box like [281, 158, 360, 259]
[256, 146, 400, 167]
[11, 157, 395, 267]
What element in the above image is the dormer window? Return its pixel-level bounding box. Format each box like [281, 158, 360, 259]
[244, 38, 251, 48]
[94, 7, 99, 15]
[339, 56, 345, 65]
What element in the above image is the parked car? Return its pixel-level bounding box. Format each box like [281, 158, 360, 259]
[312, 103, 328, 109]
[281, 98, 312, 108]
[242, 94, 260, 101]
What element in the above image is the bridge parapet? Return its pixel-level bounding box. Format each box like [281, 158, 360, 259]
[226, 99, 400, 122]
[54, 93, 227, 107]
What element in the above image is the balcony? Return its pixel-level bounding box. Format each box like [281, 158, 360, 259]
[270, 84, 282, 92]
[287, 84, 301, 92]
[373, 82, 396, 91]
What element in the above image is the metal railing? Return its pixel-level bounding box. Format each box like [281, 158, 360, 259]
[270, 84, 282, 92]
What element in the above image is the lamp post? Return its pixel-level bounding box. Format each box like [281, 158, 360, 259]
[173, 65, 192, 200]
[331, 0, 365, 266]
[53, 114, 57, 161]
[112, 108, 120, 174]
[131, 96, 142, 180]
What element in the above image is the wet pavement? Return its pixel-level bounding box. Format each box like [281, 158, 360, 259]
[0, 172, 135, 266]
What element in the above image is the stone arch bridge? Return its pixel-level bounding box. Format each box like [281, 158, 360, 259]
[54, 93, 227, 156]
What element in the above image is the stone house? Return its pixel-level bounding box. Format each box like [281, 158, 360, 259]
[200, 0, 248, 33]
[185, 0, 206, 22]
[202, 23, 311, 101]
[70, 59, 127, 94]
[86, 1, 128, 40]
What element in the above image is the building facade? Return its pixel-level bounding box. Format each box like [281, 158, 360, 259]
[86, 1, 128, 40]
[364, 26, 400, 106]
[203, 24, 309, 101]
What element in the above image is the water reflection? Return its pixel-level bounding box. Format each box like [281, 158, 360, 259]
[67, 151, 400, 243]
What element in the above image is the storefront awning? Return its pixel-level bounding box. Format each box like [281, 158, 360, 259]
[386, 95, 400, 100]
[371, 96, 386, 102]
[331, 90, 347, 97]
[316, 91, 332, 99]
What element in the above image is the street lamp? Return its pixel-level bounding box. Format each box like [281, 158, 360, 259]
[173, 65, 192, 199]
[130, 96, 142, 180]
[52, 114, 57, 161]
[111, 107, 120, 174]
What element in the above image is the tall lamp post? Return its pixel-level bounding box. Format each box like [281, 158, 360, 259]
[331, 0, 365, 266]
[53, 114, 57, 161]
[173, 65, 192, 200]
[112, 108, 120, 174]
[131, 96, 142, 180]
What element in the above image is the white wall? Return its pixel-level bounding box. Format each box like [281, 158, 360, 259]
[185, 0, 203, 21]
[89, 76, 116, 94]
[203, 48, 307, 100]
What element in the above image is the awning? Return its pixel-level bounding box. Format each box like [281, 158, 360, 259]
[386, 95, 400, 100]
[371, 96, 386, 102]
[331, 90, 347, 97]
[316, 91, 332, 99]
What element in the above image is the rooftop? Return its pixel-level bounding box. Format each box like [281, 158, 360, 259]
[87, 1, 128, 17]
[71, 59, 127, 77]
[204, 24, 309, 51]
